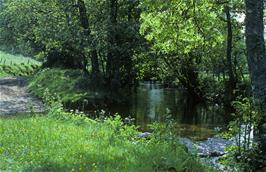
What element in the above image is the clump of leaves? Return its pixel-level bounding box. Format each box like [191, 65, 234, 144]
[221, 97, 261, 171]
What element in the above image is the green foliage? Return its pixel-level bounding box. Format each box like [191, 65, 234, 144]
[134, 51, 160, 81]
[0, 0, 80, 57]
[0, 51, 40, 76]
[138, 0, 248, 101]
[0, 51, 40, 65]
[139, 0, 221, 97]
[28, 68, 91, 103]
[221, 97, 261, 171]
[140, 0, 223, 54]
[0, 0, 144, 87]
[0, 112, 214, 172]
[204, 76, 225, 99]
[0, 63, 39, 76]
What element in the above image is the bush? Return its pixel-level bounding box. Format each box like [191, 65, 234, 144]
[220, 97, 261, 171]
[28, 69, 91, 103]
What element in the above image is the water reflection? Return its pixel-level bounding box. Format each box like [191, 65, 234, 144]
[95, 82, 225, 139]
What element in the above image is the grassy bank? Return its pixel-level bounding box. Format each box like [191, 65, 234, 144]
[0, 51, 40, 65]
[28, 68, 94, 103]
[0, 51, 41, 77]
[0, 112, 214, 172]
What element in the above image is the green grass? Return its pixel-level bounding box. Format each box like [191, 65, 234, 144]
[0, 51, 40, 65]
[0, 51, 41, 77]
[28, 68, 93, 103]
[0, 70, 8, 77]
[0, 112, 214, 172]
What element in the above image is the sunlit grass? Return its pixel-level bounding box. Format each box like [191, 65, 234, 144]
[0, 51, 41, 77]
[0, 51, 40, 65]
[0, 113, 215, 172]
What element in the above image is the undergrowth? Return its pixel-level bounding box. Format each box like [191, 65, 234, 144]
[28, 68, 92, 103]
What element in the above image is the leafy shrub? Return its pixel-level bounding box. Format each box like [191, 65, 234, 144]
[28, 69, 90, 103]
[221, 97, 260, 171]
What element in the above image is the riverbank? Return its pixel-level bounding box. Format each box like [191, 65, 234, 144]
[179, 137, 233, 171]
[0, 75, 216, 172]
[0, 112, 216, 172]
[26, 68, 227, 141]
[0, 71, 222, 171]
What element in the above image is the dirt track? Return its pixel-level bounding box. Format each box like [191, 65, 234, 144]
[0, 77, 44, 114]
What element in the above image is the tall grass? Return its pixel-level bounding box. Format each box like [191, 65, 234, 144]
[0, 112, 215, 172]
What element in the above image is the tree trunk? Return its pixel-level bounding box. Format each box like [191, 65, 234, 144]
[225, 5, 236, 95]
[245, 0, 266, 169]
[181, 58, 203, 103]
[77, 0, 99, 76]
[106, 0, 121, 89]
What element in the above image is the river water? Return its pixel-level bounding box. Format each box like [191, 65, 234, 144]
[91, 82, 227, 140]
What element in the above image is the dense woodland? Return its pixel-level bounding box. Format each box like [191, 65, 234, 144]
[0, 0, 265, 171]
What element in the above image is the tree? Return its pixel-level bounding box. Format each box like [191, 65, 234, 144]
[76, 0, 99, 75]
[103, 0, 142, 89]
[140, 0, 224, 101]
[0, 0, 143, 90]
[225, 5, 236, 102]
[245, 0, 266, 169]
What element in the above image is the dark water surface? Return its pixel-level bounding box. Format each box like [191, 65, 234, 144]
[93, 82, 227, 140]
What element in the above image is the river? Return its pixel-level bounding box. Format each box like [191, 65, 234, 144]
[90, 81, 227, 140]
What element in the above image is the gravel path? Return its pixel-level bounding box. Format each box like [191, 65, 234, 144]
[0, 77, 44, 115]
